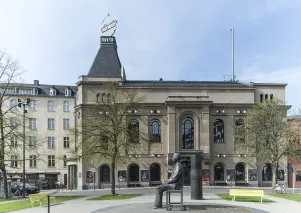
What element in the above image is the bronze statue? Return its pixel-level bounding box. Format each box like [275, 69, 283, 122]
[153, 152, 184, 209]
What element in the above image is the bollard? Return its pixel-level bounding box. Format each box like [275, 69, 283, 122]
[48, 195, 50, 213]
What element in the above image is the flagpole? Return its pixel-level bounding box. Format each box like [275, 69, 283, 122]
[231, 28, 235, 81]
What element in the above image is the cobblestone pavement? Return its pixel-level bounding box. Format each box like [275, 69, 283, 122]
[92, 203, 267, 213]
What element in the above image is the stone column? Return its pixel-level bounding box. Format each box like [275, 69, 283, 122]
[167, 106, 176, 153]
[191, 153, 202, 200]
[201, 109, 210, 153]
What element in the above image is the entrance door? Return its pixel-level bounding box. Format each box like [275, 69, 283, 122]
[182, 158, 191, 186]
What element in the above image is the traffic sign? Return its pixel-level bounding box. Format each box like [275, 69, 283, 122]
[91, 168, 96, 173]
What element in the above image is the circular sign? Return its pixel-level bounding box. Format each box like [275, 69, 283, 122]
[91, 168, 96, 173]
[101, 13, 117, 36]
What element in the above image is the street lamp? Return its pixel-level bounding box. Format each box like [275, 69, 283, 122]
[18, 98, 30, 198]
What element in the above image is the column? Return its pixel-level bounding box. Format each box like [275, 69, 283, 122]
[201, 108, 210, 153]
[167, 106, 176, 153]
[191, 153, 202, 200]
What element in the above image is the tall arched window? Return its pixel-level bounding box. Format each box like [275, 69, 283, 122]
[262, 163, 272, 181]
[63, 101, 69, 112]
[182, 117, 194, 149]
[235, 163, 245, 181]
[48, 101, 55, 112]
[128, 119, 139, 143]
[96, 93, 101, 103]
[214, 119, 224, 143]
[99, 165, 110, 182]
[235, 119, 245, 143]
[150, 163, 161, 181]
[101, 93, 106, 103]
[149, 119, 161, 143]
[214, 163, 224, 181]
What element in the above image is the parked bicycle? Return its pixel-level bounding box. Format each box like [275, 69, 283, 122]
[275, 183, 286, 194]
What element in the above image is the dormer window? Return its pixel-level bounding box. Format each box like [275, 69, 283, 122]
[65, 88, 72, 97]
[50, 87, 57, 96]
[33, 88, 39, 95]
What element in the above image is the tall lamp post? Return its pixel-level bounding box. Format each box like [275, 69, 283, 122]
[18, 98, 30, 198]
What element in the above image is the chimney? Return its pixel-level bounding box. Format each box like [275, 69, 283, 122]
[34, 80, 39, 86]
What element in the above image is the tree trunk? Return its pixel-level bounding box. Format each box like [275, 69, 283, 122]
[272, 164, 278, 191]
[0, 106, 8, 199]
[1, 168, 8, 199]
[111, 160, 116, 195]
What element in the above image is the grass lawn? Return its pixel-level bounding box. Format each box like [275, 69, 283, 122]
[87, 194, 142, 200]
[0, 196, 84, 213]
[269, 193, 301, 202]
[217, 194, 274, 203]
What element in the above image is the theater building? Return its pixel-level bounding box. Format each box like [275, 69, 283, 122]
[68, 35, 288, 190]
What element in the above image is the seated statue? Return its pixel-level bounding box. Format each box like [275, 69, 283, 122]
[153, 152, 184, 209]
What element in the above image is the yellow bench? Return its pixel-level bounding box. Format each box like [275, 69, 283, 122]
[28, 192, 56, 207]
[229, 189, 264, 202]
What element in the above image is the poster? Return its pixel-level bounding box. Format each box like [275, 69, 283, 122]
[118, 170, 126, 182]
[202, 169, 210, 181]
[141, 170, 149, 182]
[248, 169, 257, 181]
[227, 169, 235, 181]
[86, 171, 93, 183]
[277, 170, 285, 181]
[168, 169, 173, 179]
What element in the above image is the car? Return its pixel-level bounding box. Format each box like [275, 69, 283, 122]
[11, 182, 40, 196]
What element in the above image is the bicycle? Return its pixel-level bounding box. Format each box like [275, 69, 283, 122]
[275, 183, 286, 194]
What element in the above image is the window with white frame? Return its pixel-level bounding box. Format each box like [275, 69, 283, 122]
[50, 88, 57, 96]
[10, 117, 18, 128]
[63, 101, 69, 112]
[64, 137, 69, 148]
[63, 119, 69, 130]
[11, 155, 18, 168]
[48, 118, 55, 129]
[48, 137, 55, 148]
[48, 155, 55, 167]
[33, 88, 39, 95]
[48, 101, 55, 111]
[10, 136, 18, 147]
[29, 100, 36, 111]
[18, 89, 33, 95]
[28, 136, 36, 147]
[29, 155, 37, 167]
[65, 88, 72, 97]
[29, 118, 36, 129]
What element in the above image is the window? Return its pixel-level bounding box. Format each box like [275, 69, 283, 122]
[260, 94, 263, 102]
[235, 119, 245, 143]
[101, 135, 109, 149]
[149, 119, 161, 143]
[50, 87, 57, 96]
[29, 155, 37, 167]
[214, 163, 224, 181]
[63, 155, 67, 167]
[262, 164, 272, 181]
[64, 137, 70, 148]
[128, 119, 139, 143]
[101, 93, 106, 103]
[63, 119, 69, 130]
[96, 93, 101, 103]
[182, 117, 194, 149]
[270, 94, 274, 100]
[296, 171, 301, 181]
[48, 155, 55, 167]
[48, 118, 55, 129]
[28, 136, 36, 147]
[10, 136, 17, 147]
[29, 100, 36, 111]
[213, 119, 224, 143]
[29, 118, 36, 130]
[48, 101, 55, 112]
[99, 165, 110, 182]
[48, 137, 55, 148]
[11, 155, 18, 168]
[107, 93, 111, 103]
[33, 88, 39, 95]
[11, 117, 18, 128]
[265, 94, 268, 100]
[18, 89, 32, 95]
[235, 163, 245, 181]
[10, 99, 17, 109]
[65, 88, 72, 97]
[63, 101, 69, 112]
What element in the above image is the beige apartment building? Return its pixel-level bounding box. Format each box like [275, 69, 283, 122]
[2, 81, 77, 187]
[68, 36, 288, 190]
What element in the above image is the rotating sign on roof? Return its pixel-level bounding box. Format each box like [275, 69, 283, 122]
[101, 13, 117, 36]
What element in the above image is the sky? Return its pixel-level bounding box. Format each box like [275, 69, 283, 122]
[0, 0, 300, 111]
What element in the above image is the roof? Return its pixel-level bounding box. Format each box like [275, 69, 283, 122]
[87, 36, 121, 78]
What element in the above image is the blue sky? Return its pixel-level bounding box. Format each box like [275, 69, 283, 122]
[0, 0, 300, 111]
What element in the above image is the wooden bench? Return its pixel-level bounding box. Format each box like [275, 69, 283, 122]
[29, 192, 56, 207]
[229, 189, 264, 202]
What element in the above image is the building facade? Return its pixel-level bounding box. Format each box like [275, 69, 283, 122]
[68, 36, 288, 190]
[2, 81, 77, 187]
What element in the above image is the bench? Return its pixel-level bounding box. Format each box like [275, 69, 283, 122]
[229, 189, 264, 202]
[166, 189, 185, 211]
[29, 192, 56, 207]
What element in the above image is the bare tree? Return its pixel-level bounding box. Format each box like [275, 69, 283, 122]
[70, 82, 147, 195]
[234, 99, 301, 190]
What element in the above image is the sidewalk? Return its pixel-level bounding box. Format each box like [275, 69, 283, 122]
[11, 192, 301, 213]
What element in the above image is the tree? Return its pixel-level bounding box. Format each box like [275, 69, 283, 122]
[70, 82, 147, 195]
[234, 99, 301, 190]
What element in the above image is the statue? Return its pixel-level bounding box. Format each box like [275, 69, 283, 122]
[153, 152, 184, 209]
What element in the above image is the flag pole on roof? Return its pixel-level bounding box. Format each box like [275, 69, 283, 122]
[231, 28, 235, 82]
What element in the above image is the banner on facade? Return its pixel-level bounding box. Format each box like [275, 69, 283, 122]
[141, 170, 149, 182]
[202, 170, 210, 181]
[118, 170, 126, 182]
[248, 169, 257, 181]
[86, 171, 93, 183]
[226, 169, 235, 181]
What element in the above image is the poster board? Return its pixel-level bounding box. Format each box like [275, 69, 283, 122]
[118, 170, 126, 182]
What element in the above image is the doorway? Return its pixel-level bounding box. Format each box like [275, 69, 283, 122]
[182, 158, 191, 186]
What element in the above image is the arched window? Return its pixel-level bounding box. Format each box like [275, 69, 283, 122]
[214, 163, 224, 181]
[270, 94, 274, 100]
[265, 94, 268, 100]
[260, 94, 263, 102]
[101, 93, 106, 103]
[96, 93, 100, 103]
[235, 163, 245, 181]
[149, 119, 161, 143]
[107, 93, 111, 103]
[262, 164, 272, 181]
[128, 119, 139, 143]
[150, 163, 161, 181]
[213, 119, 224, 143]
[48, 101, 55, 112]
[99, 165, 110, 182]
[235, 119, 245, 143]
[128, 164, 139, 182]
[63, 101, 69, 112]
[101, 135, 109, 150]
[182, 117, 194, 149]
